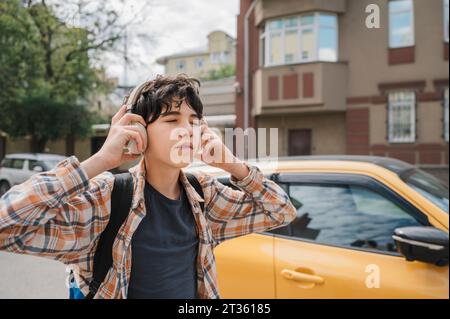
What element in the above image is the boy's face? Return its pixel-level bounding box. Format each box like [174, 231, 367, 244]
[143, 98, 202, 168]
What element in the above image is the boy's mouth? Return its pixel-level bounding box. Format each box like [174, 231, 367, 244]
[176, 143, 193, 150]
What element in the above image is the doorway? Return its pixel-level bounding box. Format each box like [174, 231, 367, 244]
[288, 129, 312, 156]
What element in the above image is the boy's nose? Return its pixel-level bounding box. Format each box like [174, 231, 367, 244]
[181, 120, 194, 136]
[174, 124, 193, 141]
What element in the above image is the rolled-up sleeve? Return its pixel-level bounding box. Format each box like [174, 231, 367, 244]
[0, 156, 114, 263]
[196, 163, 297, 245]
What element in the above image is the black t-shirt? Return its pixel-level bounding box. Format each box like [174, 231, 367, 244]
[127, 180, 199, 299]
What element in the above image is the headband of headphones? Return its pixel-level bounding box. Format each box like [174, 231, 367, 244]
[123, 81, 152, 113]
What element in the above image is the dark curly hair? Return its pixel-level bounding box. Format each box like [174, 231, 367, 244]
[129, 73, 203, 124]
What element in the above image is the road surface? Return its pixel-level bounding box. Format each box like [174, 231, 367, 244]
[0, 251, 67, 299]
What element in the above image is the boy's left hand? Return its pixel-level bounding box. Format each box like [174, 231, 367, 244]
[197, 118, 250, 180]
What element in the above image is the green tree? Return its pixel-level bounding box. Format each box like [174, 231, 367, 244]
[0, 0, 44, 119]
[200, 64, 236, 82]
[0, 0, 129, 154]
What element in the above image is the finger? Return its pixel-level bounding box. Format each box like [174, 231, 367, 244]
[122, 125, 148, 148]
[202, 134, 213, 141]
[112, 104, 128, 125]
[118, 113, 147, 128]
[201, 133, 215, 143]
[200, 122, 210, 135]
[200, 136, 216, 150]
[121, 152, 141, 162]
[122, 129, 144, 153]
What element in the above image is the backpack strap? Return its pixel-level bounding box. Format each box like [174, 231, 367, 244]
[185, 173, 204, 213]
[85, 172, 134, 299]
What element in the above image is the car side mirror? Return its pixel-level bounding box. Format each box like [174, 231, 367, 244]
[393, 226, 449, 267]
[33, 166, 44, 172]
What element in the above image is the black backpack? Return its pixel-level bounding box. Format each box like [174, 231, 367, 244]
[69, 172, 204, 299]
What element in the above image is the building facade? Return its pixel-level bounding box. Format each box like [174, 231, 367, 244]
[236, 0, 449, 182]
[156, 30, 237, 79]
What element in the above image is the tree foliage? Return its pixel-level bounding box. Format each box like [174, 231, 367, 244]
[0, 0, 127, 153]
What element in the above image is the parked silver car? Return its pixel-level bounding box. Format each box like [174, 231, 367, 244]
[0, 153, 67, 197]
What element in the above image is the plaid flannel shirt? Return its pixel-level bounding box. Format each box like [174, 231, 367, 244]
[0, 155, 296, 298]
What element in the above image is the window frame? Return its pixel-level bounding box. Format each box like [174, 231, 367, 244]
[388, 0, 415, 48]
[262, 12, 338, 67]
[388, 90, 417, 144]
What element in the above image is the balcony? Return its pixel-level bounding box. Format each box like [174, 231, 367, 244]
[253, 62, 348, 116]
[255, 0, 347, 26]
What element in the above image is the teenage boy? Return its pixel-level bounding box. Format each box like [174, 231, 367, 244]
[0, 74, 297, 299]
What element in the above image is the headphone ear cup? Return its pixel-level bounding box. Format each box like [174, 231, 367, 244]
[127, 122, 148, 155]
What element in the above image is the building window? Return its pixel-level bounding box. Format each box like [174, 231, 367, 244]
[210, 52, 229, 65]
[210, 52, 221, 64]
[388, 91, 416, 143]
[176, 60, 186, 72]
[260, 30, 266, 66]
[444, 0, 449, 43]
[195, 58, 204, 69]
[444, 88, 449, 142]
[389, 0, 415, 48]
[300, 16, 314, 61]
[261, 12, 338, 67]
[221, 52, 230, 64]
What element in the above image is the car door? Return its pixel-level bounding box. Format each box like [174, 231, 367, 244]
[213, 177, 276, 298]
[272, 173, 449, 299]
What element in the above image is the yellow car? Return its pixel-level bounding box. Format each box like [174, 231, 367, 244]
[188, 156, 449, 299]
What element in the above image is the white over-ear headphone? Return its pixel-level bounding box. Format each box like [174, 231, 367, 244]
[123, 82, 150, 155]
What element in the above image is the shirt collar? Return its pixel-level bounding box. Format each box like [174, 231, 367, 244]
[128, 156, 204, 210]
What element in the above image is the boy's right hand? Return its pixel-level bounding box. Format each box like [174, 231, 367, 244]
[96, 104, 148, 170]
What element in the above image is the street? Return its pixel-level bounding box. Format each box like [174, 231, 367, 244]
[0, 251, 67, 299]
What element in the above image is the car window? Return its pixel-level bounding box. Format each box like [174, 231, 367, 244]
[402, 169, 449, 214]
[1, 158, 13, 168]
[28, 160, 38, 171]
[284, 183, 421, 253]
[12, 159, 25, 170]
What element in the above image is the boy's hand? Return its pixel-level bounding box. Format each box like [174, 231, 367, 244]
[197, 119, 250, 180]
[96, 104, 148, 170]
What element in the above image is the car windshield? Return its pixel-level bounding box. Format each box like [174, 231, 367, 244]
[402, 169, 449, 214]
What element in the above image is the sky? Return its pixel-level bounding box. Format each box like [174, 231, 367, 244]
[101, 0, 240, 86]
